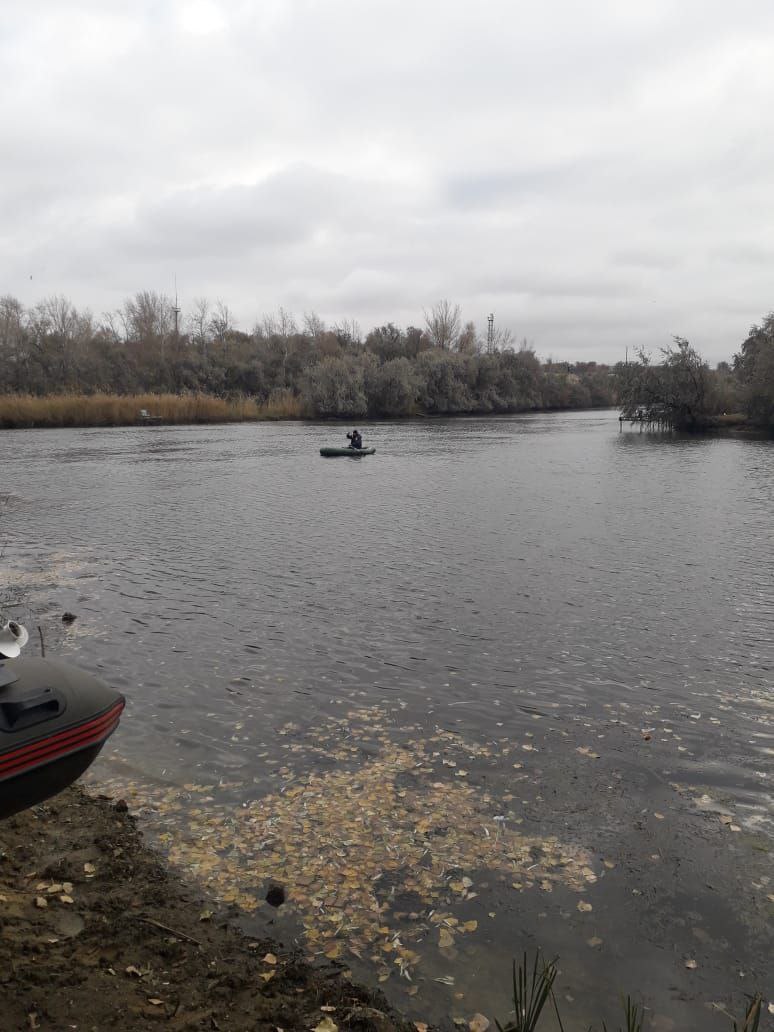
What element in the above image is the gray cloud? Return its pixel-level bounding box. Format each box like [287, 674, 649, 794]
[2, 0, 774, 362]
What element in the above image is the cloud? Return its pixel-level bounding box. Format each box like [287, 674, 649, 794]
[2, 0, 774, 362]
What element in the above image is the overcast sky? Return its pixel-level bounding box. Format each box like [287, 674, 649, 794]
[2, 1, 774, 363]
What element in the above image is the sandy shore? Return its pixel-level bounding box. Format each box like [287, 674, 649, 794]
[0, 786, 418, 1032]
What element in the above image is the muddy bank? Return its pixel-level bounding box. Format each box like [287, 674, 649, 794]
[0, 786, 419, 1032]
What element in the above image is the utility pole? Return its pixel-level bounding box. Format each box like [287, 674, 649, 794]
[487, 313, 494, 353]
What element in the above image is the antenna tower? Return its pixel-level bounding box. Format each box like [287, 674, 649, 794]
[487, 313, 494, 353]
[172, 276, 181, 336]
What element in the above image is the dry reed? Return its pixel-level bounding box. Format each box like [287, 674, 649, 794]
[0, 392, 302, 428]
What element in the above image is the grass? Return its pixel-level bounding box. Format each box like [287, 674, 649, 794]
[0, 392, 303, 428]
[495, 953, 768, 1032]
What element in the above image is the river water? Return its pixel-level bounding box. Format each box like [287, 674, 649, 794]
[2, 411, 773, 1029]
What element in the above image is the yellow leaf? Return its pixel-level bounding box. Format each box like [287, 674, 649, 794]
[469, 1015, 491, 1032]
[439, 928, 455, 949]
[260, 970, 276, 982]
[462, 920, 478, 932]
[577, 901, 592, 912]
[34, 897, 48, 909]
[684, 959, 697, 970]
[263, 953, 278, 965]
[147, 998, 163, 1006]
[314, 1019, 338, 1032]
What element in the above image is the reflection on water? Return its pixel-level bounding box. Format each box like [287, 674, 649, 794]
[3, 411, 773, 1029]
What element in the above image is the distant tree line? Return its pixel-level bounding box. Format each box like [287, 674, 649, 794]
[0, 294, 615, 417]
[615, 311, 774, 432]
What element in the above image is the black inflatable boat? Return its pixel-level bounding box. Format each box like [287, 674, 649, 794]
[0, 658, 124, 820]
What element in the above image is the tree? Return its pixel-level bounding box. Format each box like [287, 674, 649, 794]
[615, 337, 718, 430]
[734, 312, 774, 428]
[424, 299, 461, 351]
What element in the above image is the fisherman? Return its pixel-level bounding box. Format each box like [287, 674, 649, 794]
[346, 429, 363, 449]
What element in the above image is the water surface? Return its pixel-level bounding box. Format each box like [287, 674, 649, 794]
[3, 412, 772, 1029]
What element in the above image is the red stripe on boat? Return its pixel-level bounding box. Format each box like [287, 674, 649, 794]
[0, 700, 124, 780]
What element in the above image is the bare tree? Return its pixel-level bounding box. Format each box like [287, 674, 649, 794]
[332, 318, 362, 348]
[188, 297, 211, 355]
[457, 320, 479, 355]
[122, 291, 174, 358]
[209, 300, 234, 354]
[424, 299, 461, 350]
[303, 310, 326, 342]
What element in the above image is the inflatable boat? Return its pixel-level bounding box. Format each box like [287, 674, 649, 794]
[320, 446, 376, 457]
[0, 658, 125, 820]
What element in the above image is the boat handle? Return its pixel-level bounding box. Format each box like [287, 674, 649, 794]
[0, 691, 64, 731]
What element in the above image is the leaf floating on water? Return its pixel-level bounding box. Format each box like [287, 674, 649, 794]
[684, 959, 697, 970]
[93, 704, 596, 985]
[260, 971, 276, 982]
[263, 953, 278, 965]
[577, 901, 593, 912]
[587, 936, 603, 947]
[435, 975, 455, 985]
[653, 813, 665, 820]
[34, 897, 48, 909]
[147, 999, 163, 1006]
[414, 1024, 428, 1032]
[462, 920, 478, 932]
[576, 747, 600, 759]
[469, 1015, 490, 1032]
[83, 863, 96, 876]
[314, 1019, 338, 1032]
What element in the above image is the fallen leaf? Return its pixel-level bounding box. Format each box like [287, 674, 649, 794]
[684, 959, 697, 970]
[653, 813, 665, 820]
[314, 1018, 338, 1032]
[59, 894, 74, 905]
[125, 965, 143, 978]
[462, 920, 478, 932]
[577, 901, 593, 912]
[83, 863, 96, 875]
[414, 1024, 428, 1032]
[469, 1014, 490, 1032]
[261, 971, 276, 983]
[439, 928, 455, 949]
[320, 1006, 337, 1013]
[147, 998, 163, 1006]
[34, 897, 48, 909]
[587, 937, 603, 947]
[263, 953, 278, 965]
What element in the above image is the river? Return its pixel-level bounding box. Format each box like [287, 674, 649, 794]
[2, 411, 772, 1030]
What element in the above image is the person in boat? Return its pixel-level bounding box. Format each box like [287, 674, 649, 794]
[346, 429, 363, 449]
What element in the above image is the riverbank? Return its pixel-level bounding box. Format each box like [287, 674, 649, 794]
[0, 392, 619, 430]
[0, 785, 418, 1032]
